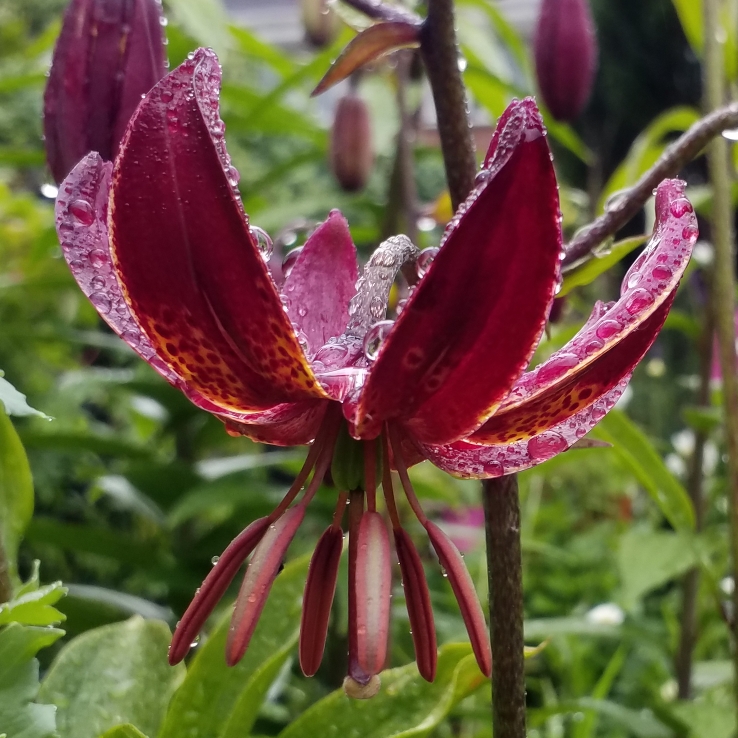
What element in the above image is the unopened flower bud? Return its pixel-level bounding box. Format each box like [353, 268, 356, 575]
[44, 0, 168, 184]
[301, 0, 341, 48]
[533, 0, 597, 122]
[330, 93, 374, 192]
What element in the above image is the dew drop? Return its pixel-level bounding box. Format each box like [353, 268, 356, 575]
[527, 432, 567, 460]
[298, 305, 308, 317]
[211, 555, 220, 565]
[537, 353, 579, 383]
[282, 246, 303, 278]
[90, 292, 111, 314]
[416, 247, 439, 278]
[682, 224, 699, 243]
[160, 90, 173, 103]
[121, 330, 140, 346]
[295, 330, 309, 353]
[251, 226, 273, 260]
[190, 634, 200, 649]
[88, 249, 107, 268]
[68, 259, 85, 271]
[625, 287, 654, 314]
[369, 295, 384, 320]
[211, 119, 225, 137]
[595, 319, 621, 339]
[313, 342, 349, 369]
[626, 270, 641, 289]
[474, 169, 491, 186]
[90, 275, 106, 290]
[670, 199, 693, 218]
[227, 165, 240, 187]
[651, 265, 672, 281]
[69, 199, 94, 225]
[363, 320, 394, 362]
[483, 460, 504, 476]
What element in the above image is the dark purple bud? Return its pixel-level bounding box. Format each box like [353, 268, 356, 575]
[330, 94, 374, 193]
[533, 0, 597, 122]
[44, 0, 168, 184]
[301, 0, 341, 48]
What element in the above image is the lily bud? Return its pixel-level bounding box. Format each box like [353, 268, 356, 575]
[301, 0, 340, 48]
[533, 0, 597, 122]
[44, 0, 168, 184]
[330, 93, 374, 193]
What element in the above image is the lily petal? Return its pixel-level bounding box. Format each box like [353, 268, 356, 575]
[223, 401, 327, 446]
[470, 178, 695, 445]
[420, 378, 630, 478]
[282, 211, 359, 355]
[109, 48, 328, 413]
[355, 98, 561, 444]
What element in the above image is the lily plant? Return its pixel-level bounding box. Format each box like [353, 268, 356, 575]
[54, 48, 695, 696]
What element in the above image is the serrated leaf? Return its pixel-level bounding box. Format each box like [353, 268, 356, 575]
[0, 582, 66, 627]
[0, 623, 64, 738]
[0, 406, 34, 593]
[278, 644, 487, 738]
[38, 617, 184, 738]
[593, 411, 695, 532]
[158, 553, 311, 738]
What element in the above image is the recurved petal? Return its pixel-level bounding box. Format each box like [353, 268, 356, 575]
[223, 401, 328, 446]
[355, 98, 561, 444]
[110, 48, 328, 413]
[57, 155, 322, 428]
[421, 378, 630, 478]
[282, 211, 359, 355]
[469, 178, 695, 446]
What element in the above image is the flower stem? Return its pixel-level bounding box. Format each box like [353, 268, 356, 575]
[419, 0, 476, 210]
[483, 475, 526, 738]
[702, 0, 738, 712]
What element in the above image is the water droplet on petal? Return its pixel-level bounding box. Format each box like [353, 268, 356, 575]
[190, 634, 200, 649]
[250, 226, 273, 261]
[282, 246, 303, 278]
[651, 265, 672, 281]
[537, 353, 579, 383]
[416, 247, 439, 279]
[298, 305, 308, 317]
[313, 342, 349, 369]
[363, 320, 394, 362]
[682, 224, 699, 243]
[527, 432, 568, 460]
[89, 249, 107, 268]
[90, 275, 106, 290]
[670, 199, 693, 218]
[226, 165, 240, 187]
[625, 287, 654, 314]
[90, 292, 111, 314]
[211, 555, 220, 565]
[69, 199, 94, 225]
[211, 119, 225, 137]
[369, 295, 384, 320]
[595, 319, 621, 339]
[160, 89, 173, 103]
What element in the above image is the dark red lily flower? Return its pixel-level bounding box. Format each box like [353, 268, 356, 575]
[54, 49, 695, 694]
[534, 0, 597, 122]
[44, 0, 168, 185]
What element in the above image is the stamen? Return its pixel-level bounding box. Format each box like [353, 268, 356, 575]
[347, 489, 367, 685]
[168, 516, 270, 665]
[299, 495, 346, 676]
[364, 440, 377, 512]
[388, 424, 428, 525]
[380, 433, 401, 530]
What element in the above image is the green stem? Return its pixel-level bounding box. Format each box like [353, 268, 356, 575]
[703, 0, 738, 711]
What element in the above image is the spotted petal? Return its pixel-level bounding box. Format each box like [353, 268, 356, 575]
[109, 48, 328, 413]
[56, 154, 323, 438]
[469, 179, 695, 446]
[282, 210, 359, 355]
[355, 98, 561, 444]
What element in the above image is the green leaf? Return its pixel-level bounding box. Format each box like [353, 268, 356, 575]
[228, 25, 296, 78]
[99, 726, 149, 738]
[0, 581, 67, 627]
[165, 0, 231, 54]
[593, 411, 695, 532]
[524, 617, 621, 642]
[278, 644, 487, 738]
[0, 623, 64, 738]
[671, 694, 736, 738]
[671, 0, 703, 52]
[0, 405, 35, 589]
[158, 553, 311, 738]
[38, 616, 185, 738]
[560, 235, 649, 295]
[617, 528, 698, 610]
[0, 374, 49, 418]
